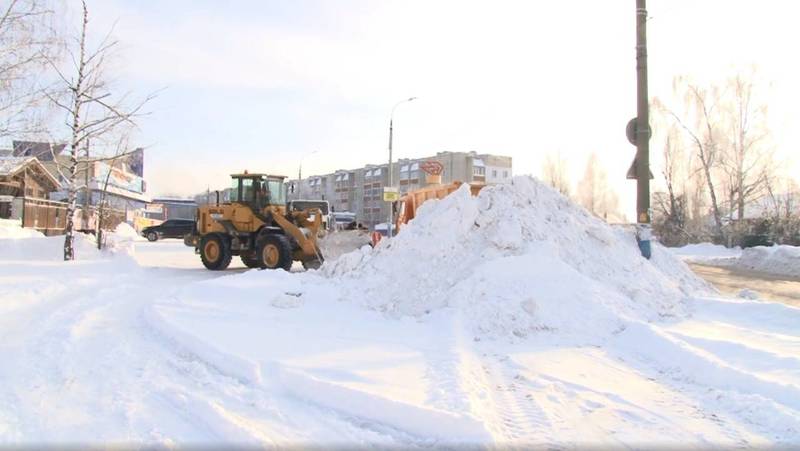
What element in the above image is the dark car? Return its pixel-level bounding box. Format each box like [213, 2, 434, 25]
[142, 219, 195, 242]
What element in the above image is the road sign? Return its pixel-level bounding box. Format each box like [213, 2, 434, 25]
[383, 187, 400, 202]
[626, 117, 651, 146]
[626, 156, 654, 180]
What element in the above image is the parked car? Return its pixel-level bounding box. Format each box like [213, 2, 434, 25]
[141, 219, 195, 242]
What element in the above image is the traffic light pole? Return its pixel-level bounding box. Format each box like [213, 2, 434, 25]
[635, 0, 652, 258]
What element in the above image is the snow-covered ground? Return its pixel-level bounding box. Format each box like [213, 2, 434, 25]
[1, 178, 799, 448]
[670, 243, 742, 265]
[672, 242, 800, 279]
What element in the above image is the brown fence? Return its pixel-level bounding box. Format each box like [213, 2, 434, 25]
[22, 197, 68, 236]
[21, 197, 127, 236]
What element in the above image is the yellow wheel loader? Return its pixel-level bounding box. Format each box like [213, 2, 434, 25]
[185, 172, 324, 271]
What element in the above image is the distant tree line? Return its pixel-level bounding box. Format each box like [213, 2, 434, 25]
[651, 69, 798, 247]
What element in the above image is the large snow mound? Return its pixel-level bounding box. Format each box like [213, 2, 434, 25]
[737, 245, 800, 278]
[323, 177, 709, 340]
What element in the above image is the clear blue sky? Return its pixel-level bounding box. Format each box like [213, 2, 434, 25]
[70, 0, 800, 217]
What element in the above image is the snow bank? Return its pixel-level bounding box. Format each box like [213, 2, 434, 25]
[323, 177, 708, 340]
[101, 222, 143, 256]
[0, 232, 102, 261]
[0, 219, 140, 262]
[0, 219, 43, 239]
[736, 245, 800, 278]
[670, 243, 741, 264]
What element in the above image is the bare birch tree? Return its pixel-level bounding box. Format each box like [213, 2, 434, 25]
[656, 78, 726, 240]
[541, 151, 571, 197]
[577, 152, 620, 221]
[719, 72, 774, 223]
[45, 0, 153, 260]
[0, 0, 59, 138]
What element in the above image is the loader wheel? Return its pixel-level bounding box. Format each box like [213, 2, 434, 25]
[200, 234, 232, 270]
[257, 234, 293, 271]
[240, 253, 263, 269]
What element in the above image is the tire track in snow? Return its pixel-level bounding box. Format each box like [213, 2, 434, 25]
[447, 315, 555, 446]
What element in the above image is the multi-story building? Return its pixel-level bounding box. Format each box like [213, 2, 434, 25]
[287, 151, 512, 228]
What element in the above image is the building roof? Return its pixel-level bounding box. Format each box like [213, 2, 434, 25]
[152, 197, 197, 205]
[12, 141, 66, 161]
[0, 156, 31, 176]
[230, 173, 287, 179]
[0, 156, 61, 190]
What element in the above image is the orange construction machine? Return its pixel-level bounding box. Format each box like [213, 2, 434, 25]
[392, 161, 484, 237]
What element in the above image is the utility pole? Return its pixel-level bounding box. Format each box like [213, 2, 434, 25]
[635, 0, 652, 258]
[386, 97, 416, 238]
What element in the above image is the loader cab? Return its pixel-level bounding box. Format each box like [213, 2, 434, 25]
[230, 173, 287, 209]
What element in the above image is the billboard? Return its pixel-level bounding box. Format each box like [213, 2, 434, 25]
[93, 161, 145, 194]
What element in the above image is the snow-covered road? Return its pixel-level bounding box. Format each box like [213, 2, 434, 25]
[2, 177, 800, 448]
[1, 236, 798, 447]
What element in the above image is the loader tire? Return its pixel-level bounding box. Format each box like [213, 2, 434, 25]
[257, 234, 293, 271]
[200, 233, 232, 270]
[240, 253, 263, 269]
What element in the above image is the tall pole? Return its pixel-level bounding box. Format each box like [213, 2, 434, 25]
[297, 150, 319, 200]
[387, 97, 416, 238]
[387, 117, 393, 236]
[635, 0, 652, 257]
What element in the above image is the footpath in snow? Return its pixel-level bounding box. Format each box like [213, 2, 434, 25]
[1, 178, 799, 448]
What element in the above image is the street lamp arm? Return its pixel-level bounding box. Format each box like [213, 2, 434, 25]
[390, 97, 418, 121]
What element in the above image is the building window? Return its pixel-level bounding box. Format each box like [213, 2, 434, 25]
[472, 158, 485, 176]
[492, 169, 497, 177]
[503, 170, 508, 178]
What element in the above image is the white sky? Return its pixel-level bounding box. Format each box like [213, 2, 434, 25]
[76, 0, 800, 219]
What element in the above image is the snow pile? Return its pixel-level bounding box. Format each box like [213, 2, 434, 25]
[0, 219, 135, 261]
[324, 177, 708, 340]
[0, 218, 43, 238]
[113, 222, 143, 240]
[736, 245, 800, 278]
[101, 222, 144, 256]
[670, 242, 741, 264]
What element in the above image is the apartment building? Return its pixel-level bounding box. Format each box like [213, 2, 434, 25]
[287, 151, 512, 228]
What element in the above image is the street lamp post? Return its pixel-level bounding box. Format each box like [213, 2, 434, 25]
[387, 97, 417, 238]
[297, 150, 319, 199]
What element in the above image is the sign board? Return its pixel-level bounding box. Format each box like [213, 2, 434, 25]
[626, 117, 651, 146]
[420, 160, 444, 176]
[626, 157, 655, 180]
[93, 161, 145, 194]
[144, 204, 163, 214]
[383, 186, 400, 202]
